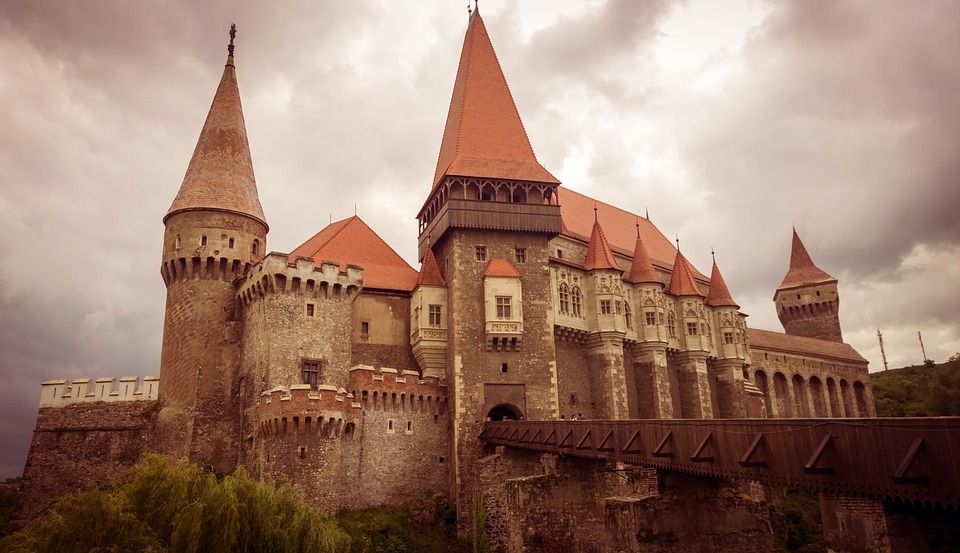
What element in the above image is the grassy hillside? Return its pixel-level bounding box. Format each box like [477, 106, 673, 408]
[871, 354, 960, 417]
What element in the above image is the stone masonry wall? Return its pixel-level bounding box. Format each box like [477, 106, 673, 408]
[18, 402, 157, 522]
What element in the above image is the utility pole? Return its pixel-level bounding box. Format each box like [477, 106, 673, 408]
[919, 331, 930, 364]
[877, 329, 889, 371]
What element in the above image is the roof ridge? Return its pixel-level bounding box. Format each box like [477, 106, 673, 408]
[288, 216, 355, 258]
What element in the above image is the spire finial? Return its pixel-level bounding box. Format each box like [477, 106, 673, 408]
[645, 207, 650, 220]
[675, 235, 680, 252]
[636, 219, 641, 239]
[593, 203, 598, 223]
[228, 23, 236, 58]
[711, 247, 716, 264]
[467, 0, 471, 15]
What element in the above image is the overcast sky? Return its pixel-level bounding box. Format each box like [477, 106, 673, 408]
[1, 0, 958, 479]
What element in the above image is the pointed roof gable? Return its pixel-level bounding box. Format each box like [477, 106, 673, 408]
[432, 11, 559, 189]
[777, 228, 836, 290]
[667, 250, 705, 297]
[484, 258, 522, 278]
[289, 216, 418, 292]
[627, 234, 660, 284]
[166, 35, 267, 227]
[706, 260, 739, 308]
[557, 187, 706, 281]
[583, 218, 621, 272]
[417, 247, 447, 287]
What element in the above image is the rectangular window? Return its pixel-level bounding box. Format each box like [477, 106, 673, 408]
[360, 321, 369, 335]
[228, 237, 235, 249]
[475, 246, 487, 262]
[200, 235, 208, 246]
[724, 331, 735, 345]
[301, 359, 325, 389]
[687, 322, 698, 336]
[600, 300, 611, 315]
[306, 303, 314, 317]
[429, 305, 442, 327]
[515, 248, 526, 263]
[645, 312, 656, 326]
[496, 296, 512, 319]
[556, 249, 563, 259]
[615, 300, 622, 314]
[658, 312, 665, 325]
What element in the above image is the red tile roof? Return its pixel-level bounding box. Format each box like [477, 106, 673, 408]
[417, 247, 447, 287]
[432, 11, 559, 189]
[289, 216, 418, 292]
[166, 50, 267, 227]
[627, 234, 660, 284]
[557, 186, 707, 281]
[666, 250, 705, 297]
[705, 261, 739, 308]
[583, 219, 622, 272]
[484, 258, 522, 278]
[777, 228, 836, 290]
[747, 328, 867, 364]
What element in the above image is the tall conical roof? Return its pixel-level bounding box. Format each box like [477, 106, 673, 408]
[667, 250, 704, 297]
[627, 231, 660, 284]
[432, 11, 558, 189]
[706, 259, 739, 308]
[417, 246, 447, 287]
[777, 228, 835, 290]
[165, 28, 267, 228]
[583, 218, 621, 272]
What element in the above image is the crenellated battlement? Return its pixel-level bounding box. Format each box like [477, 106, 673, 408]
[258, 384, 361, 440]
[39, 376, 160, 408]
[237, 252, 363, 308]
[348, 365, 448, 415]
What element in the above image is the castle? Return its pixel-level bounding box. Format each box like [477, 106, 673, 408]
[20, 13, 874, 548]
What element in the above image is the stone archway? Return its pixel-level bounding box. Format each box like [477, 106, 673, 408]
[487, 403, 523, 421]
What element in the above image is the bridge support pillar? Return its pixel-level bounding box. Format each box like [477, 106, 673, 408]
[630, 343, 675, 418]
[585, 331, 628, 419]
[674, 351, 713, 419]
[821, 493, 960, 553]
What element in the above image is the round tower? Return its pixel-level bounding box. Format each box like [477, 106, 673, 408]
[773, 228, 842, 343]
[157, 26, 268, 471]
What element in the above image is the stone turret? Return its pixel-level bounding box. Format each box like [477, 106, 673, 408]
[411, 247, 449, 379]
[774, 228, 842, 343]
[705, 256, 749, 417]
[667, 249, 712, 418]
[158, 26, 267, 472]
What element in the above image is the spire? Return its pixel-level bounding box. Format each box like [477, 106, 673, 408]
[432, 11, 559, 189]
[165, 25, 267, 228]
[667, 250, 704, 297]
[706, 257, 739, 308]
[777, 228, 835, 290]
[417, 246, 447, 287]
[627, 231, 660, 284]
[583, 219, 621, 272]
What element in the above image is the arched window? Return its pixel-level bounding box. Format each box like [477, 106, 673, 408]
[572, 287, 583, 318]
[624, 302, 633, 329]
[252, 240, 259, 256]
[667, 312, 676, 338]
[558, 283, 570, 315]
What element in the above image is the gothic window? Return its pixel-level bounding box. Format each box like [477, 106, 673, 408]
[515, 248, 526, 264]
[624, 302, 633, 329]
[429, 305, 442, 327]
[496, 296, 512, 319]
[687, 322, 698, 336]
[600, 300, 612, 315]
[558, 283, 570, 315]
[644, 311, 656, 326]
[301, 359, 326, 389]
[667, 312, 676, 338]
[475, 246, 487, 262]
[572, 287, 583, 317]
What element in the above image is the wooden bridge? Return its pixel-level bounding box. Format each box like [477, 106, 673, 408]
[480, 417, 960, 509]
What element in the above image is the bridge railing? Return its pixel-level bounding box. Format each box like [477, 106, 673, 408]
[480, 418, 960, 509]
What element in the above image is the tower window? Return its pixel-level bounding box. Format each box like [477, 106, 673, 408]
[174, 235, 181, 249]
[360, 321, 370, 335]
[615, 300, 622, 315]
[645, 312, 656, 326]
[556, 249, 563, 259]
[228, 237, 235, 248]
[429, 305, 442, 327]
[301, 359, 325, 389]
[306, 303, 315, 316]
[496, 296, 512, 319]
[558, 284, 570, 315]
[475, 246, 487, 262]
[572, 287, 583, 318]
[501, 363, 508, 373]
[687, 322, 698, 336]
[515, 248, 526, 263]
[252, 240, 259, 255]
[600, 300, 611, 315]
[625, 302, 632, 329]
[201, 235, 207, 246]
[667, 312, 676, 338]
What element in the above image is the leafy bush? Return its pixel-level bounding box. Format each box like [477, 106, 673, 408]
[872, 358, 960, 417]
